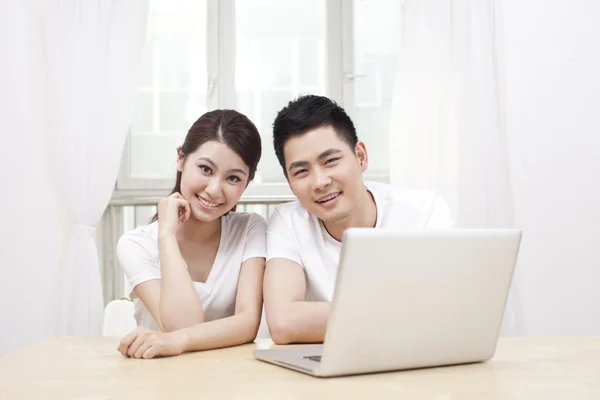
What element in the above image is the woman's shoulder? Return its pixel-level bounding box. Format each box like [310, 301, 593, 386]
[223, 211, 267, 240]
[221, 212, 266, 255]
[224, 211, 267, 226]
[117, 221, 159, 257]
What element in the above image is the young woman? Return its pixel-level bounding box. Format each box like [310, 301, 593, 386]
[116, 110, 265, 359]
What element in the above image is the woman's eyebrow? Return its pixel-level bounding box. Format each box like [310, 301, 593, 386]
[197, 157, 247, 176]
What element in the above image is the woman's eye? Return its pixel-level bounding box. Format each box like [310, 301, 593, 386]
[227, 175, 242, 182]
[199, 165, 211, 174]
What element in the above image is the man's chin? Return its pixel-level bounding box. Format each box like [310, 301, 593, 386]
[315, 210, 351, 225]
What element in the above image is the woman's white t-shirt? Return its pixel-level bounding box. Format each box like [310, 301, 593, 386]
[117, 212, 266, 330]
[266, 181, 455, 302]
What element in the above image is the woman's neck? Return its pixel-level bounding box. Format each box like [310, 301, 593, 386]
[176, 217, 221, 244]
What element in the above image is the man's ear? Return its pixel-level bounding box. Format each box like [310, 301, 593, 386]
[355, 141, 369, 172]
[176, 146, 184, 172]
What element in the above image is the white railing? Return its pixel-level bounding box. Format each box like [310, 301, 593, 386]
[97, 195, 295, 305]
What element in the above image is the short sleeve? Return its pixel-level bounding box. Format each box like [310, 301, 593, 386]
[266, 208, 303, 266]
[241, 213, 267, 262]
[425, 194, 456, 228]
[116, 231, 161, 292]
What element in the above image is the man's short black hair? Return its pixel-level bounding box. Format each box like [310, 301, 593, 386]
[272, 95, 358, 173]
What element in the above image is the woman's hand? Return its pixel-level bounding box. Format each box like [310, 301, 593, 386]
[157, 192, 191, 237]
[117, 327, 189, 359]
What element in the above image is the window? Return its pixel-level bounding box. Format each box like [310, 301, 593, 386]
[119, 0, 210, 190]
[235, 0, 327, 183]
[116, 0, 402, 196]
[351, 0, 403, 178]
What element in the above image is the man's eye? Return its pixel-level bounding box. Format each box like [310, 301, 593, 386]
[294, 169, 308, 177]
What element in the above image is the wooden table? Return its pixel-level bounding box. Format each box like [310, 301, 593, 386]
[1, 336, 599, 399]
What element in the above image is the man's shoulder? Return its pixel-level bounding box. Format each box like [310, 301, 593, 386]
[270, 199, 310, 220]
[267, 199, 317, 236]
[367, 181, 440, 207]
[366, 181, 454, 227]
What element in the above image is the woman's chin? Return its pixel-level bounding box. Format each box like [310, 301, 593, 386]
[190, 206, 222, 222]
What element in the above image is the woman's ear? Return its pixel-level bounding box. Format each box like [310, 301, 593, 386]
[355, 141, 369, 172]
[176, 146, 184, 172]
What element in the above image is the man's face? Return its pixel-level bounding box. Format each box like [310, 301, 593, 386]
[283, 126, 368, 223]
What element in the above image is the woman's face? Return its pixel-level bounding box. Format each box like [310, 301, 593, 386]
[177, 140, 250, 222]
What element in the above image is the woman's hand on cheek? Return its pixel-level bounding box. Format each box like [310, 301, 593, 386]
[157, 192, 191, 237]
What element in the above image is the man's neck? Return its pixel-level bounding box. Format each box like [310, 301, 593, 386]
[322, 187, 377, 242]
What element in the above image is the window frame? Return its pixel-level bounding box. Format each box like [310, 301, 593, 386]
[116, 0, 389, 197]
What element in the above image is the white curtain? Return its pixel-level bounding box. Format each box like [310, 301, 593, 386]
[38, 1, 149, 335]
[389, 0, 522, 335]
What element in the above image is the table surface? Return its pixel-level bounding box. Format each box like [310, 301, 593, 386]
[1, 336, 599, 399]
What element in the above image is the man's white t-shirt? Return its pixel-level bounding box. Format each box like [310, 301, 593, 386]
[117, 212, 266, 330]
[266, 181, 455, 302]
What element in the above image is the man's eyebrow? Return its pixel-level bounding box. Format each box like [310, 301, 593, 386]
[287, 148, 342, 173]
[287, 160, 309, 172]
[317, 148, 342, 161]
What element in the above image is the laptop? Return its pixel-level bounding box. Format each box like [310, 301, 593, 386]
[254, 228, 522, 377]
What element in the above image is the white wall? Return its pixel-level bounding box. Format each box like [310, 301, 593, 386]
[502, 0, 600, 335]
[0, 1, 63, 355]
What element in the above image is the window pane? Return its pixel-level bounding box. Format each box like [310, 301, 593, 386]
[137, 46, 153, 88]
[297, 39, 322, 87]
[353, 0, 402, 177]
[129, 0, 207, 180]
[130, 134, 181, 178]
[159, 92, 193, 131]
[131, 92, 152, 133]
[158, 40, 192, 90]
[235, 0, 326, 183]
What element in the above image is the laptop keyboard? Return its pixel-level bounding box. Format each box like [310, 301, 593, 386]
[304, 355, 322, 362]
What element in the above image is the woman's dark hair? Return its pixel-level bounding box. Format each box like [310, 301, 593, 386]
[151, 109, 262, 222]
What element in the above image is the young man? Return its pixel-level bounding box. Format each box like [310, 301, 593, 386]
[263, 95, 455, 344]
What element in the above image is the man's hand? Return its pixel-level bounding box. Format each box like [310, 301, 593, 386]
[117, 327, 189, 359]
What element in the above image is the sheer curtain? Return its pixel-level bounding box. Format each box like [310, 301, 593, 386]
[39, 1, 149, 335]
[0, 0, 64, 355]
[389, 0, 522, 335]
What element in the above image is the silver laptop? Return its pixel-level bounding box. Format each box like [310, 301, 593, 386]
[254, 228, 522, 377]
